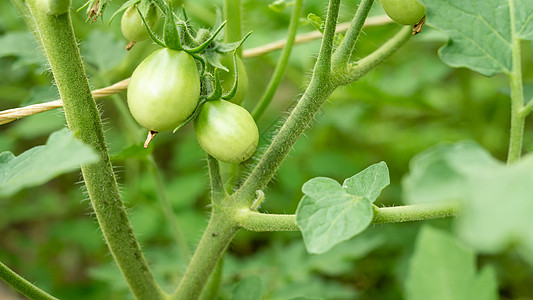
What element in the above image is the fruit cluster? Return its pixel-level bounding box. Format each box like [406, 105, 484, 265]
[120, 2, 257, 164]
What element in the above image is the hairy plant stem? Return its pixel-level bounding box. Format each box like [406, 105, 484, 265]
[172, 208, 239, 300]
[25, 2, 164, 299]
[340, 26, 412, 85]
[331, 0, 374, 69]
[0, 262, 58, 300]
[207, 154, 227, 203]
[251, 0, 303, 121]
[237, 202, 461, 232]
[507, 0, 525, 164]
[233, 0, 342, 204]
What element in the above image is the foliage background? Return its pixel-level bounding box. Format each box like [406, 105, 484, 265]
[0, 0, 532, 299]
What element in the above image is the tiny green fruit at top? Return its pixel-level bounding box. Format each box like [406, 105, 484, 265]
[220, 54, 248, 105]
[127, 48, 200, 132]
[194, 100, 259, 163]
[121, 5, 158, 43]
[380, 0, 425, 25]
[44, 0, 71, 15]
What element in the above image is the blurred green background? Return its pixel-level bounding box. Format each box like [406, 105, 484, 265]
[1, 0, 532, 299]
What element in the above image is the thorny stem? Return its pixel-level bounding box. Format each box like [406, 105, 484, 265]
[0, 262, 58, 300]
[251, 0, 303, 121]
[25, 2, 164, 299]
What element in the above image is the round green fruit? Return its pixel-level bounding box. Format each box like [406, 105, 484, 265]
[127, 48, 200, 132]
[121, 5, 158, 43]
[380, 0, 425, 25]
[220, 54, 248, 105]
[194, 100, 259, 163]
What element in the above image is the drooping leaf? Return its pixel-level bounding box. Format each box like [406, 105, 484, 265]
[296, 177, 373, 254]
[405, 226, 498, 300]
[421, 0, 533, 76]
[0, 128, 98, 198]
[342, 161, 390, 203]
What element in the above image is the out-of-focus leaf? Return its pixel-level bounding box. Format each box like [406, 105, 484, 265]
[232, 275, 263, 300]
[21, 85, 59, 106]
[402, 141, 499, 204]
[421, 0, 533, 76]
[0, 32, 47, 70]
[456, 155, 533, 254]
[405, 226, 498, 300]
[0, 128, 98, 197]
[81, 30, 126, 72]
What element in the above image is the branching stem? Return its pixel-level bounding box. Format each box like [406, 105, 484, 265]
[331, 0, 374, 69]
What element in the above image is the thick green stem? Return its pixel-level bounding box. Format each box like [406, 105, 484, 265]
[172, 210, 239, 300]
[223, 0, 242, 56]
[26, 2, 164, 299]
[251, 0, 303, 121]
[331, 0, 374, 69]
[233, 0, 342, 203]
[237, 202, 461, 232]
[506, 0, 525, 164]
[0, 262, 58, 300]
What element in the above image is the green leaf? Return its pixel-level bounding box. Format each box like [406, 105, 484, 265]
[232, 275, 263, 300]
[405, 226, 498, 300]
[296, 177, 373, 254]
[307, 13, 324, 34]
[342, 161, 390, 203]
[0, 128, 98, 198]
[421, 0, 533, 76]
[81, 30, 126, 73]
[402, 141, 499, 204]
[456, 155, 533, 254]
[0, 32, 47, 71]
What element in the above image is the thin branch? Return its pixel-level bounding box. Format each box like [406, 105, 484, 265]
[243, 15, 392, 58]
[251, 0, 303, 121]
[338, 26, 412, 86]
[207, 154, 227, 203]
[331, 0, 374, 69]
[237, 202, 461, 232]
[520, 98, 533, 117]
[0, 261, 58, 300]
